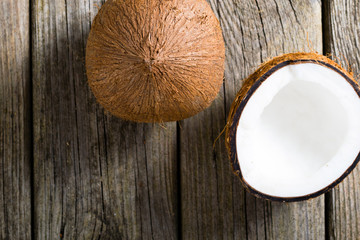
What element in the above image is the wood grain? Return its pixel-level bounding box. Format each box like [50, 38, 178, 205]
[32, 0, 178, 239]
[0, 0, 32, 239]
[180, 0, 325, 239]
[324, 0, 360, 239]
[2, 0, 358, 238]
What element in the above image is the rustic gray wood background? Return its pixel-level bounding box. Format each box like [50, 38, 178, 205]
[0, 0, 359, 239]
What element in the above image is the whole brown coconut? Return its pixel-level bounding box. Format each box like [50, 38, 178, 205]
[86, 0, 225, 122]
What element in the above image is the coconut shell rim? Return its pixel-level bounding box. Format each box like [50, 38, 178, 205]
[225, 52, 360, 202]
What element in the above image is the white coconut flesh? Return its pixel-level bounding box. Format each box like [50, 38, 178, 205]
[237, 63, 360, 198]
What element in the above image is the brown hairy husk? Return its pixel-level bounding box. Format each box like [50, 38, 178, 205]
[86, 0, 225, 122]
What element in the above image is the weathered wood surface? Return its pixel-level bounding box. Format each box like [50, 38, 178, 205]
[0, 0, 32, 239]
[32, 0, 178, 239]
[1, 0, 360, 239]
[324, 0, 360, 239]
[180, 0, 325, 239]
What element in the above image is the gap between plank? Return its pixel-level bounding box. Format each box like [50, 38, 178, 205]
[29, 0, 35, 239]
[176, 122, 182, 240]
[321, 1, 332, 240]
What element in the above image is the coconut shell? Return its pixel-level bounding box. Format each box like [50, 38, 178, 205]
[86, 0, 225, 122]
[225, 52, 360, 201]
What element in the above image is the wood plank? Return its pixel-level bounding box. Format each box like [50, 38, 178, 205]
[324, 0, 360, 239]
[0, 0, 32, 239]
[180, 0, 325, 239]
[32, 0, 178, 239]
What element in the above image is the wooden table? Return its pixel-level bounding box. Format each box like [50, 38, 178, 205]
[1, 0, 359, 239]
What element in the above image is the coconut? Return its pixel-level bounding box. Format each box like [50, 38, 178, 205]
[226, 52, 360, 202]
[86, 0, 225, 122]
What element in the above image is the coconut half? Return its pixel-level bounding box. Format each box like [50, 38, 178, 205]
[226, 53, 360, 201]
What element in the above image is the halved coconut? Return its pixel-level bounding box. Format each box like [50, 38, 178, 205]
[226, 52, 360, 202]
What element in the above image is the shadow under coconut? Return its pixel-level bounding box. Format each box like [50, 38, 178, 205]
[32, 11, 178, 237]
[178, 91, 325, 238]
[0, 32, 32, 240]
